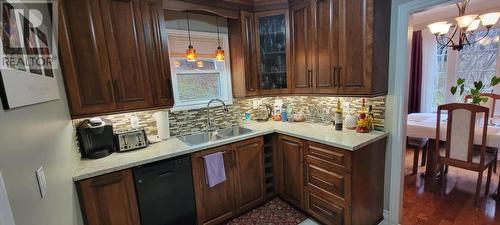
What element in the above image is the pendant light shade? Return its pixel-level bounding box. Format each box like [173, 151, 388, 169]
[185, 12, 197, 61]
[186, 45, 197, 62]
[214, 16, 225, 61]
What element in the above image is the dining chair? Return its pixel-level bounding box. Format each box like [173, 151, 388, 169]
[464, 93, 500, 118]
[433, 103, 495, 205]
[406, 137, 428, 175]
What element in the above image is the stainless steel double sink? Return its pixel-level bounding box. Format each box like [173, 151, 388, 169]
[178, 126, 254, 146]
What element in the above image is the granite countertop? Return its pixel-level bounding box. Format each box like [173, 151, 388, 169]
[73, 121, 388, 181]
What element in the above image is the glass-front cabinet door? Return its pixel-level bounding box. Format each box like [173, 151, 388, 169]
[255, 9, 290, 94]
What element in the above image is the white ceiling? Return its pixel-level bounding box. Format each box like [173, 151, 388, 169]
[411, 0, 500, 29]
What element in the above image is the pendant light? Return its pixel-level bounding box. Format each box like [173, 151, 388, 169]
[185, 12, 197, 61]
[214, 16, 225, 61]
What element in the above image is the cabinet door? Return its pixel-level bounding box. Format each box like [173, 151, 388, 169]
[241, 11, 260, 96]
[290, 1, 313, 94]
[313, 0, 342, 94]
[192, 146, 236, 225]
[277, 135, 304, 209]
[59, 0, 117, 116]
[255, 9, 291, 95]
[100, 0, 153, 110]
[232, 137, 266, 213]
[142, 0, 174, 107]
[78, 170, 140, 225]
[341, 0, 371, 94]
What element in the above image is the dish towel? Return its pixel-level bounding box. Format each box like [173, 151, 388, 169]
[203, 152, 227, 188]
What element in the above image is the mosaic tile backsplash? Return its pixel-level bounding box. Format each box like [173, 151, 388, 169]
[72, 96, 386, 137]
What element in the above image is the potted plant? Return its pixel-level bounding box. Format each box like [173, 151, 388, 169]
[450, 76, 500, 104]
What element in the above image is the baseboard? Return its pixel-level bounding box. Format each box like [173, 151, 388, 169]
[378, 210, 399, 225]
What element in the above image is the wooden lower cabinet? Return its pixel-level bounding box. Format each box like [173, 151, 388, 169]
[192, 146, 236, 225]
[304, 138, 387, 225]
[277, 135, 304, 209]
[192, 137, 265, 225]
[77, 169, 140, 225]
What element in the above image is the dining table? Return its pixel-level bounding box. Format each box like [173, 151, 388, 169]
[407, 113, 500, 198]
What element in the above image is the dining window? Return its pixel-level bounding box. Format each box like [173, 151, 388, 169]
[422, 28, 500, 112]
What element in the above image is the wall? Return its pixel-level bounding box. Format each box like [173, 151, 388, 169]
[0, 70, 83, 224]
[73, 96, 386, 138]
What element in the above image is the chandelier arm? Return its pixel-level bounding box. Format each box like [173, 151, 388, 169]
[464, 29, 491, 46]
[436, 34, 455, 47]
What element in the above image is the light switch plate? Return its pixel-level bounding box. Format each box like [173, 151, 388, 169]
[0, 172, 16, 225]
[35, 167, 47, 199]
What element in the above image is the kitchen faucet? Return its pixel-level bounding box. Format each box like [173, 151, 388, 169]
[206, 98, 229, 132]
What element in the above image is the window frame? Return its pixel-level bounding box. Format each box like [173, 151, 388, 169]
[166, 29, 233, 112]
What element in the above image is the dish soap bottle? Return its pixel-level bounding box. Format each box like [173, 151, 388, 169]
[334, 99, 343, 131]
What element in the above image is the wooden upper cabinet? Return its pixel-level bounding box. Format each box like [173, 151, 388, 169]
[290, 1, 313, 94]
[277, 135, 304, 209]
[254, 9, 291, 95]
[59, 0, 173, 117]
[143, 1, 174, 107]
[192, 146, 236, 225]
[312, 0, 342, 94]
[77, 170, 141, 225]
[340, 0, 390, 95]
[59, 0, 117, 115]
[100, 0, 153, 110]
[232, 137, 266, 213]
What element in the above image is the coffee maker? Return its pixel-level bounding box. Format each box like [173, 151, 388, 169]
[77, 117, 115, 159]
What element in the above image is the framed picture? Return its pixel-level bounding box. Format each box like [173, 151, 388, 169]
[0, 1, 59, 110]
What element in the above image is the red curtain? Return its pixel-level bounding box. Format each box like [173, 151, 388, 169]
[408, 31, 423, 114]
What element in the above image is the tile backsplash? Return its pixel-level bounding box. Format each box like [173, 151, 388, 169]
[72, 96, 385, 137]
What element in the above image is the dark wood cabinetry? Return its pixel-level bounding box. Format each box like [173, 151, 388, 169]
[192, 137, 265, 225]
[192, 146, 236, 225]
[340, 0, 391, 96]
[277, 135, 304, 209]
[59, 0, 173, 118]
[304, 138, 387, 225]
[312, 0, 342, 94]
[290, 1, 313, 94]
[254, 9, 291, 95]
[77, 169, 140, 225]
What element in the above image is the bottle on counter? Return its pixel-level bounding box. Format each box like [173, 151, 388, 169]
[356, 98, 370, 133]
[367, 105, 375, 131]
[334, 99, 343, 131]
[281, 105, 288, 122]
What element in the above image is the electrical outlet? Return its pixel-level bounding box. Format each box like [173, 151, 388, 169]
[130, 116, 139, 129]
[35, 167, 47, 199]
[0, 172, 16, 225]
[252, 100, 259, 109]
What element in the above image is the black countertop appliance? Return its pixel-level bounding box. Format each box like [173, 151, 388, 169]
[76, 117, 114, 159]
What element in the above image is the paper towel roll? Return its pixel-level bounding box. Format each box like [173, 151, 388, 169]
[153, 111, 170, 140]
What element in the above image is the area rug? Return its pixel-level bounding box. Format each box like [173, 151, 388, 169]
[226, 198, 307, 225]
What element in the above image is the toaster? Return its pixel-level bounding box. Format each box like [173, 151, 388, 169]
[114, 129, 149, 152]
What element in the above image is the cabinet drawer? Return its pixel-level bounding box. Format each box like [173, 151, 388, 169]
[306, 191, 344, 225]
[306, 142, 351, 171]
[306, 163, 345, 199]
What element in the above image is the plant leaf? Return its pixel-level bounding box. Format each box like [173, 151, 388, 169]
[474, 81, 483, 90]
[457, 78, 465, 85]
[451, 86, 457, 95]
[459, 84, 464, 96]
[491, 76, 500, 86]
[482, 97, 489, 103]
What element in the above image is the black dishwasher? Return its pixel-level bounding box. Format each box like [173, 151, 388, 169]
[133, 155, 196, 225]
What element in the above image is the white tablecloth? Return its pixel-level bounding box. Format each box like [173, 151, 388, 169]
[407, 113, 500, 148]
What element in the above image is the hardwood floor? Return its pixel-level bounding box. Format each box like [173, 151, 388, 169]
[403, 148, 500, 225]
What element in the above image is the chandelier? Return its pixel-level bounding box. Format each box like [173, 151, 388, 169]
[427, 0, 500, 51]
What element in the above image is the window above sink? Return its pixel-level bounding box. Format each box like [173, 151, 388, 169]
[167, 29, 233, 112]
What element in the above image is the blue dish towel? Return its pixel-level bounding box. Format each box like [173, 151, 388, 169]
[203, 152, 227, 188]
